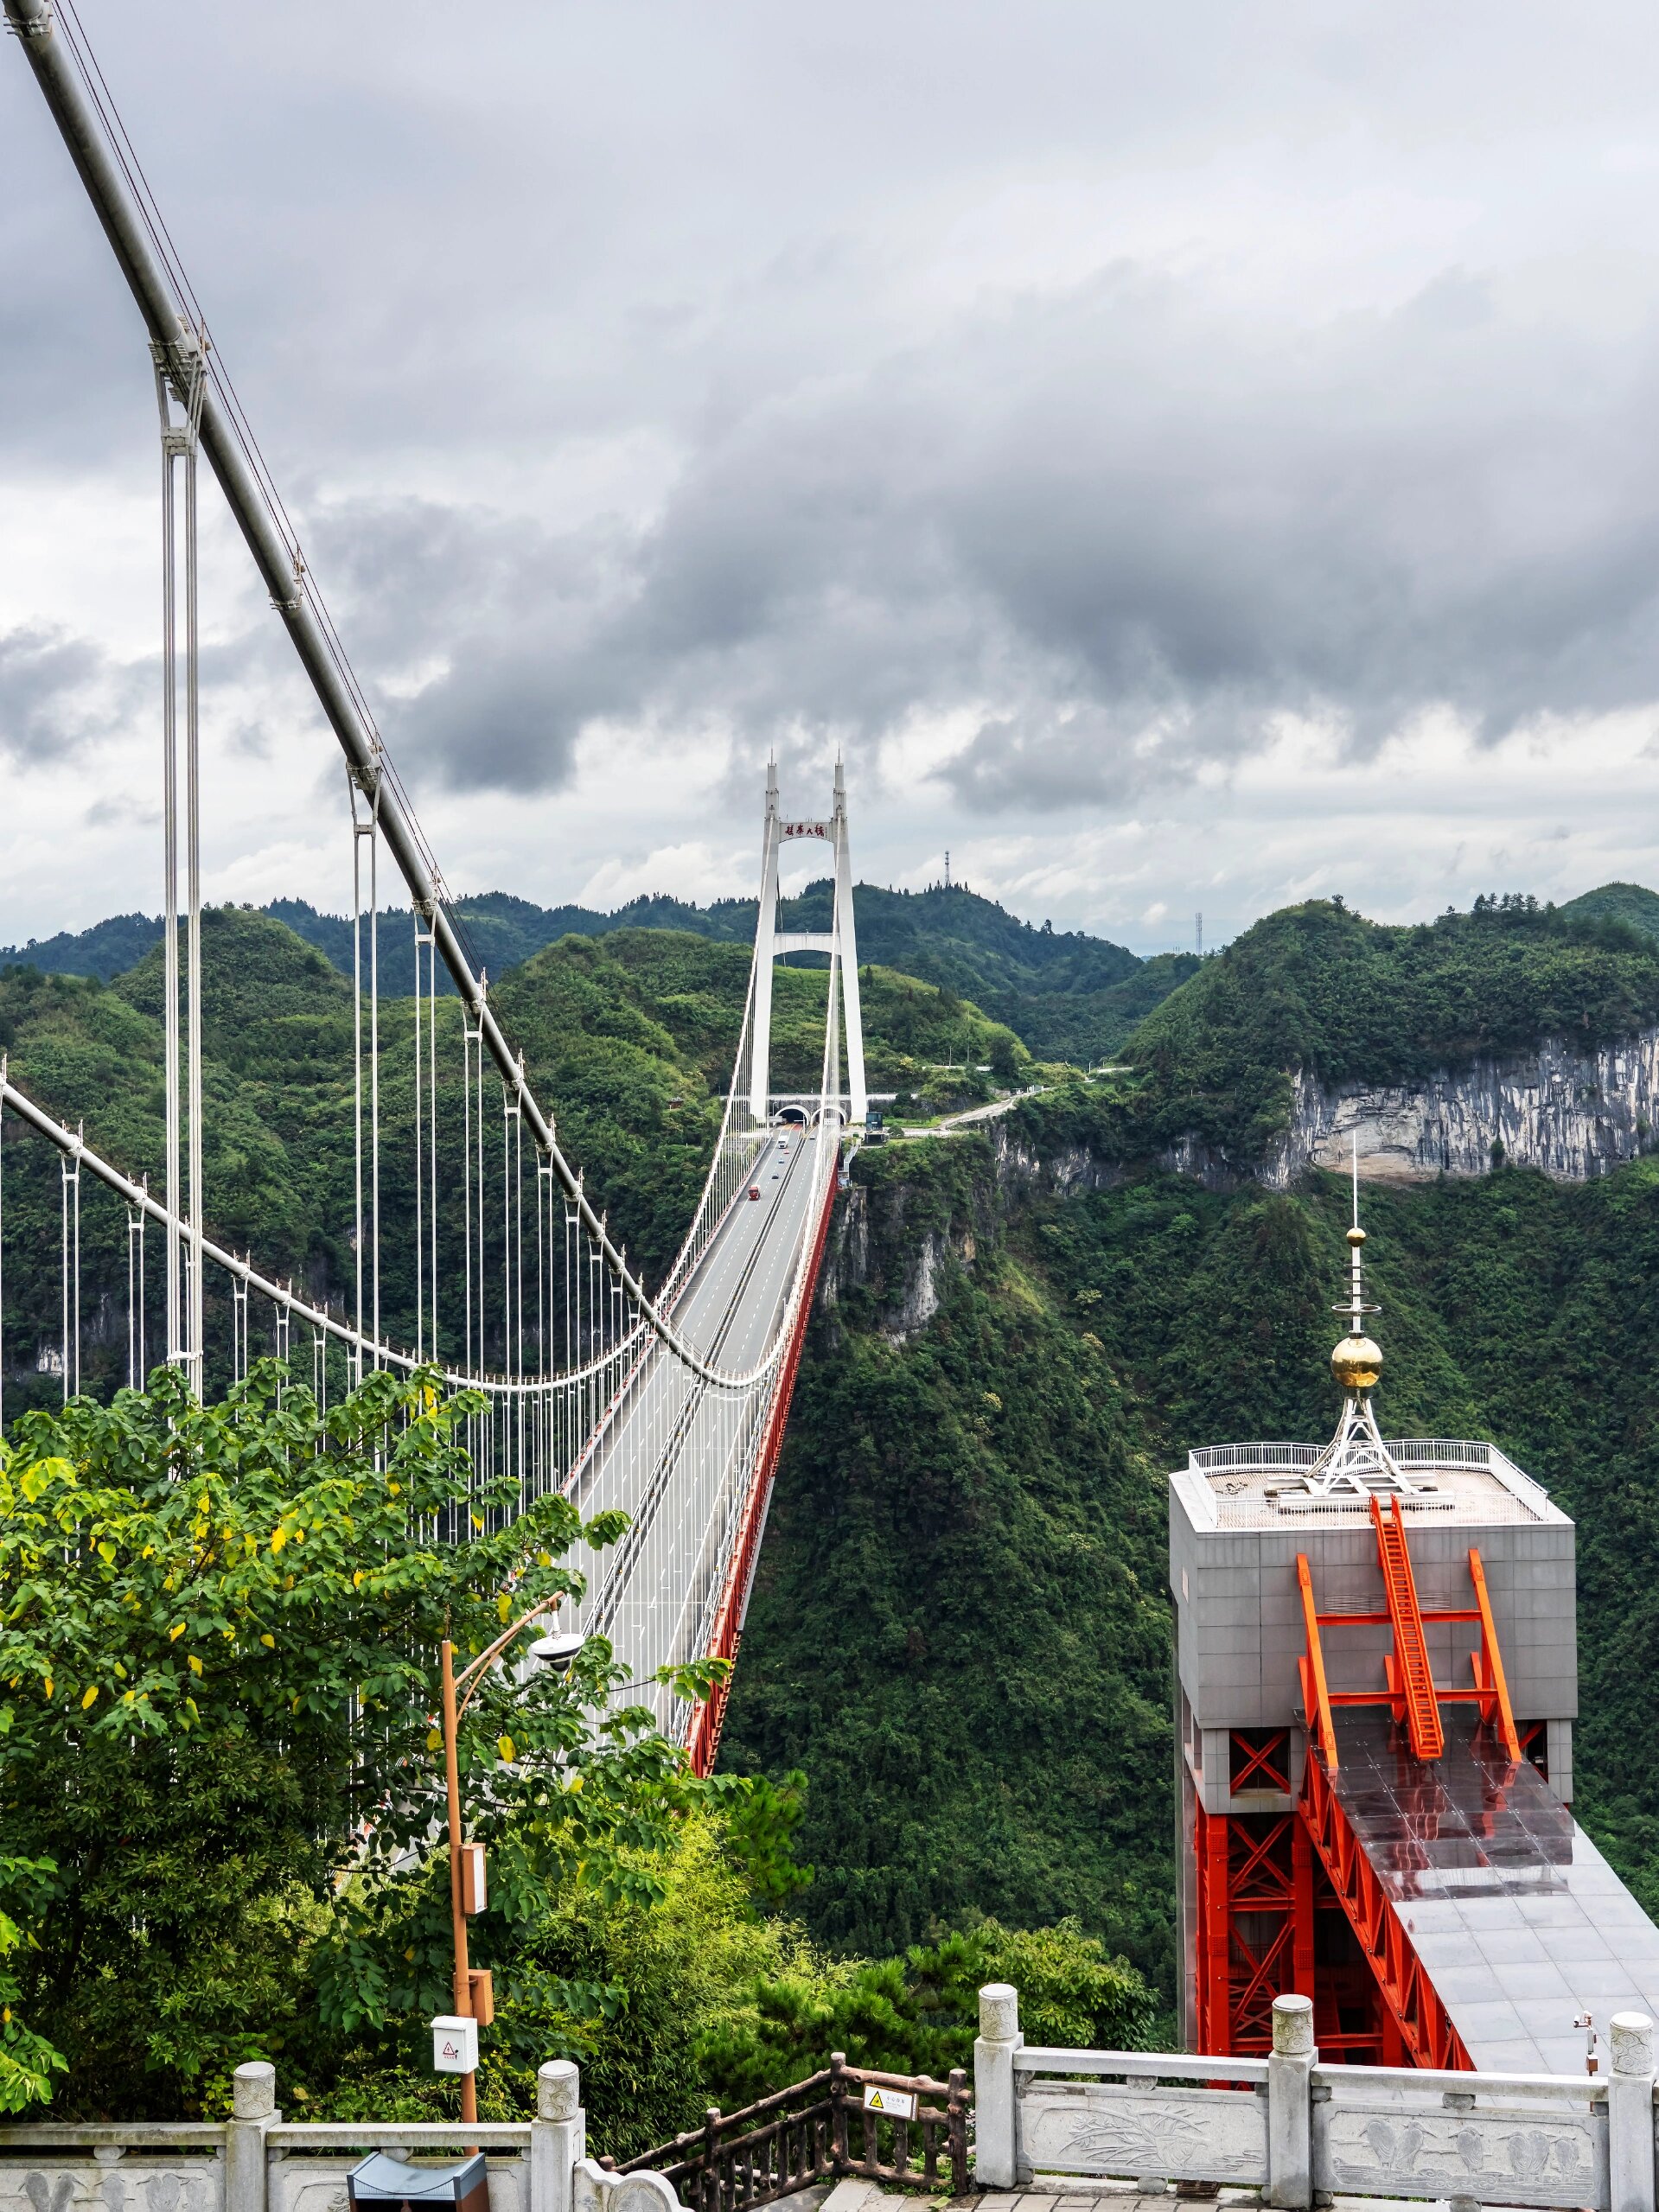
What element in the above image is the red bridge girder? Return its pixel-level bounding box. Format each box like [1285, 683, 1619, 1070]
[685, 1169, 839, 1779]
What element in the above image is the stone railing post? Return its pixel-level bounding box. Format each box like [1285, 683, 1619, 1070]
[227, 2061, 278, 2212]
[1267, 1994, 1315, 2210]
[974, 1982, 1023, 2190]
[1608, 2012, 1656, 2212]
[533, 2059, 587, 2212]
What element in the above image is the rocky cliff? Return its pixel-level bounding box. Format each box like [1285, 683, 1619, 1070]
[1258, 1029, 1659, 1186]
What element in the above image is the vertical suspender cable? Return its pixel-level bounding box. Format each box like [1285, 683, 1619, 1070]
[476, 990, 488, 1368]
[463, 1010, 475, 1374]
[71, 1135, 80, 1399]
[428, 920, 439, 1360]
[60, 1144, 80, 1402]
[501, 1087, 511, 1392]
[350, 773, 367, 1378]
[369, 782, 381, 1365]
[514, 1073, 524, 1494]
[412, 907, 424, 1361]
[0, 1067, 5, 1435]
[59, 1153, 68, 1405]
[183, 361, 204, 1393]
[126, 1208, 137, 1387]
[156, 357, 181, 1372]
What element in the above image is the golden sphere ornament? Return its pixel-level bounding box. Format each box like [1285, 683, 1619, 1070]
[1330, 1332, 1382, 1392]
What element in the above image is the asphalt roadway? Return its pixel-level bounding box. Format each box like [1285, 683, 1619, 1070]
[566, 1116, 833, 1704]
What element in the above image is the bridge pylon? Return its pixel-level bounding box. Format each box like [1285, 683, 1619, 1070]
[748, 760, 867, 1128]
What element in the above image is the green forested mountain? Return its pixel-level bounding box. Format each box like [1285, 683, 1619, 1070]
[721, 1115, 1659, 1988]
[1092, 893, 1659, 1163]
[12, 883, 1659, 2026]
[1561, 880, 1659, 940]
[1, 881, 1182, 1063]
[0, 908, 1027, 1415]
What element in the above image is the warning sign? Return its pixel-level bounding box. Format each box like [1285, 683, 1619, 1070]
[862, 2084, 917, 2120]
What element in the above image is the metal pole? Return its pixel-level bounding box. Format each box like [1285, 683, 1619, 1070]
[185, 378, 204, 1393]
[0, 1068, 5, 1436]
[156, 378, 181, 1373]
[413, 908, 424, 1362]
[440, 1639, 477, 2128]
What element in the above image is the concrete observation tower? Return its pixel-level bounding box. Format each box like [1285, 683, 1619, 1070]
[1171, 1161, 1659, 2075]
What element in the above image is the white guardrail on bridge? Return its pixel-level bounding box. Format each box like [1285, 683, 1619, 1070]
[975, 1984, 1658, 2212]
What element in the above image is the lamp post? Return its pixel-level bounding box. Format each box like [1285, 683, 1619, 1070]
[437, 1600, 586, 2124]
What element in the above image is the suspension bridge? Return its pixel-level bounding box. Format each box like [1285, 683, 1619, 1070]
[0, 0, 865, 1765]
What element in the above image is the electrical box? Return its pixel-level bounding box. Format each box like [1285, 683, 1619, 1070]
[431, 2014, 478, 2075]
[468, 1967, 495, 2026]
[459, 1842, 486, 1915]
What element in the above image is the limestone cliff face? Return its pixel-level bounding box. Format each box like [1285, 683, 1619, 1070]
[1255, 1030, 1659, 1187]
[819, 1030, 1659, 1339]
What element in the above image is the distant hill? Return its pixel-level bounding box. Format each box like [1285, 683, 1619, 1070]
[1117, 891, 1659, 1163]
[1560, 882, 1659, 940]
[1, 882, 1183, 1064]
[0, 911, 165, 983]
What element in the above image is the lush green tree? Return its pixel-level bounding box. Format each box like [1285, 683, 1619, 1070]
[696, 1916, 1156, 2113]
[0, 1362, 715, 2117]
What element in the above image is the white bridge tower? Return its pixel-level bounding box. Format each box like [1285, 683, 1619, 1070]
[748, 761, 867, 1126]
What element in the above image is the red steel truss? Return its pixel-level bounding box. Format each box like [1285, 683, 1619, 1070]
[1194, 1797, 1311, 2055]
[1195, 1525, 1519, 2067]
[1193, 1731, 1315, 2056]
[1300, 1749, 1473, 2071]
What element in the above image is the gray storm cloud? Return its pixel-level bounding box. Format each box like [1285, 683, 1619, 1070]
[7, 0, 1659, 940]
[0, 623, 150, 764]
[297, 263, 1659, 806]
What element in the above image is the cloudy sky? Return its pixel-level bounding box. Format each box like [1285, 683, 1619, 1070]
[4, 1, 1659, 953]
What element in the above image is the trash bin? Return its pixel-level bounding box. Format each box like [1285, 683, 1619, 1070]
[348, 2151, 490, 2212]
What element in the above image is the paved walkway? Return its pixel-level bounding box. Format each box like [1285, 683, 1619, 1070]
[964, 2187, 1254, 2212]
[823, 2182, 1258, 2212]
[825, 2184, 1515, 2212]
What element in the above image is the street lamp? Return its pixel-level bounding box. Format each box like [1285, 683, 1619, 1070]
[526, 1629, 587, 1670]
[437, 1599, 589, 2123]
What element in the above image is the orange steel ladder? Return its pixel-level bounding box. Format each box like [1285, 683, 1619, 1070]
[1295, 1527, 1521, 1773]
[1369, 1495, 1444, 1759]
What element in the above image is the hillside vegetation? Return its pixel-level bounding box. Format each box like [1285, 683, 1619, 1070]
[1105, 894, 1659, 1163]
[0, 908, 1025, 1413]
[723, 1116, 1659, 1990]
[15, 881, 1659, 2034]
[2, 882, 1183, 1063]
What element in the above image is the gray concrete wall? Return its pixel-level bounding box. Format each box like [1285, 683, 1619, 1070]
[1169, 1486, 1579, 1749]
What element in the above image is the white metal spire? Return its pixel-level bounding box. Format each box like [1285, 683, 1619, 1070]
[1281, 1136, 1430, 1502]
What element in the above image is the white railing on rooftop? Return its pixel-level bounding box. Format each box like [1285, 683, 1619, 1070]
[1187, 1436, 1552, 1508]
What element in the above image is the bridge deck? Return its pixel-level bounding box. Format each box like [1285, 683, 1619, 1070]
[1329, 1711, 1659, 2072]
[567, 1121, 832, 1714]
